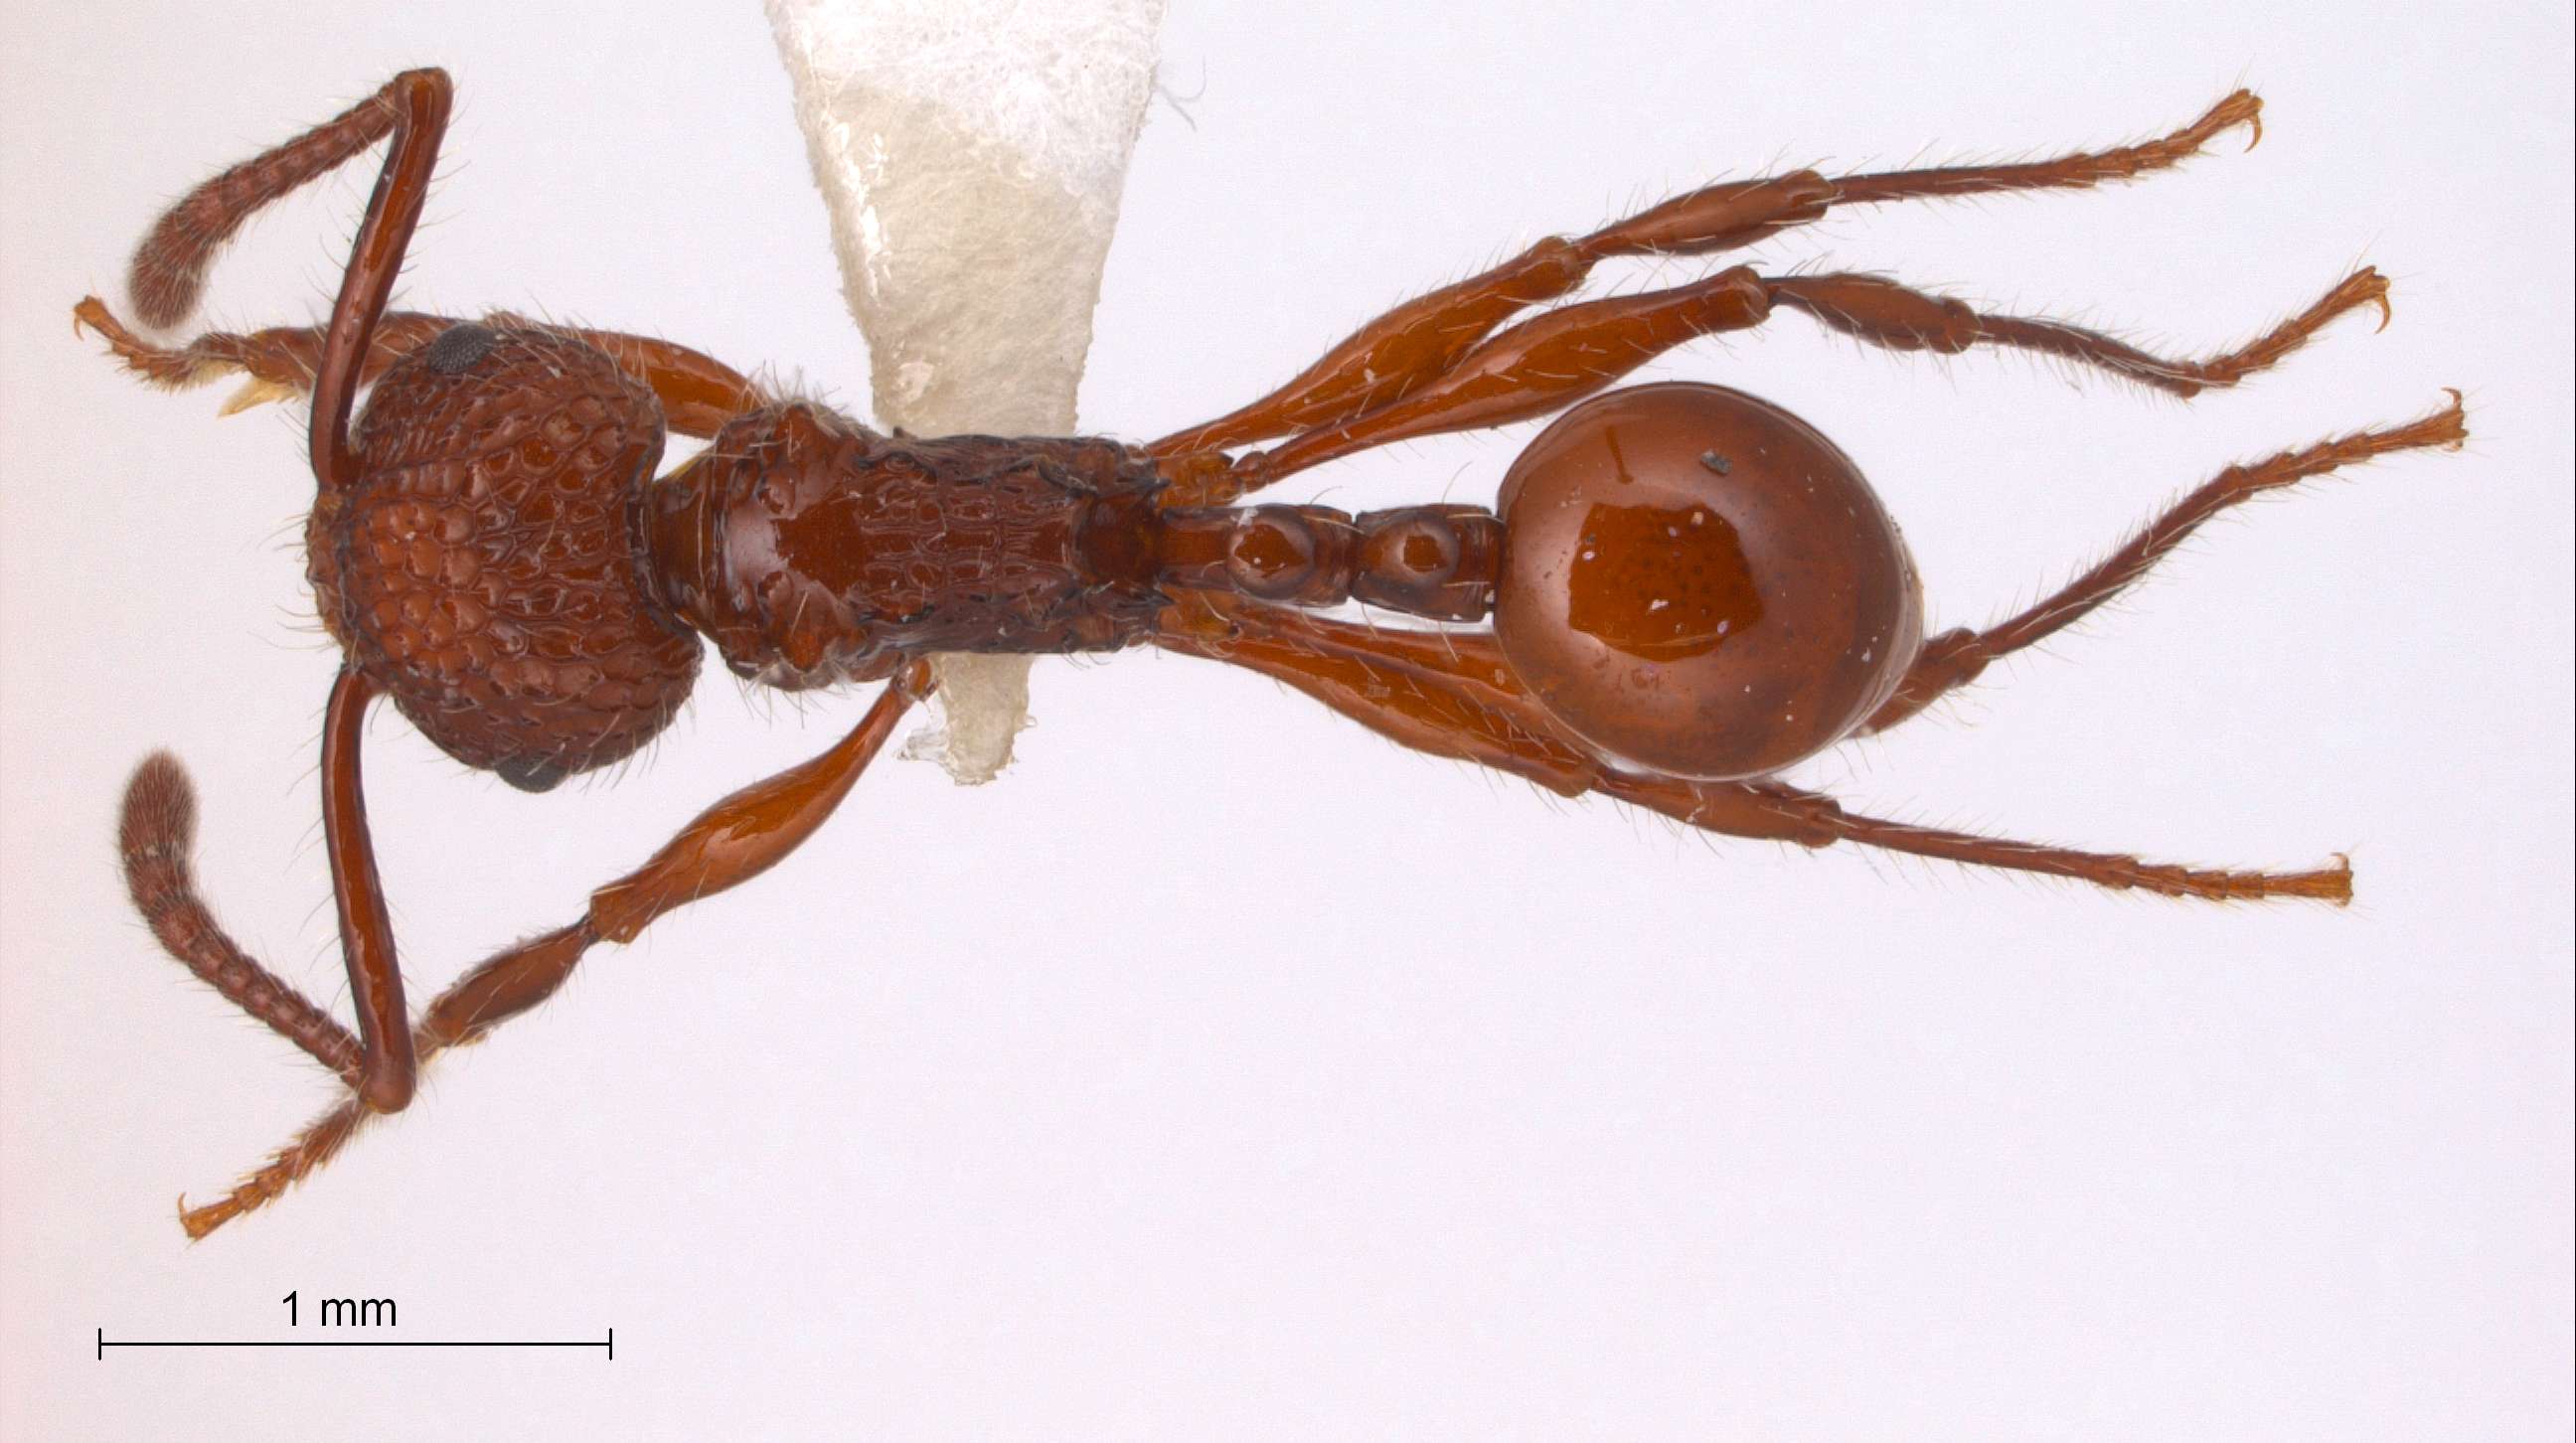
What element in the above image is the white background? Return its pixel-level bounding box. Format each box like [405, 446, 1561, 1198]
[3, 2, 2569, 1437]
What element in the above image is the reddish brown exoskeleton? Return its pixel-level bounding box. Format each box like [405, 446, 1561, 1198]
[81, 70, 2464, 1237]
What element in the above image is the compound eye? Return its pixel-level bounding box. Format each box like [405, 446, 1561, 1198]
[493, 755, 569, 793]
[421, 321, 500, 376]
[1493, 384, 1922, 780]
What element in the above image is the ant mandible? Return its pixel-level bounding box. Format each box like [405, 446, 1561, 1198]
[79, 70, 2463, 1236]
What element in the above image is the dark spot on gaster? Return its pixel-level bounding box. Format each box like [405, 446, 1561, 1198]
[424, 323, 500, 376]
[1566, 502, 1762, 663]
[1698, 450, 1733, 476]
[494, 753, 567, 793]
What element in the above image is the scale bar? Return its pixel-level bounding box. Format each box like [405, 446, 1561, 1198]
[99, 1328, 611, 1359]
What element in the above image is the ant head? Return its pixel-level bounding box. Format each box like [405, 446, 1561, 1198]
[309, 321, 702, 791]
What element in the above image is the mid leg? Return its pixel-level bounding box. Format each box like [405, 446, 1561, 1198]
[1866, 393, 2469, 732]
[1153, 90, 2264, 484]
[1154, 595, 2353, 902]
[148, 663, 932, 1238]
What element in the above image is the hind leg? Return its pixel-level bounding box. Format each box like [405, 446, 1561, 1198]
[1866, 394, 2469, 732]
[1163, 257, 2392, 506]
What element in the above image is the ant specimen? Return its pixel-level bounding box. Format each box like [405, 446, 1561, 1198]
[80, 70, 2462, 1236]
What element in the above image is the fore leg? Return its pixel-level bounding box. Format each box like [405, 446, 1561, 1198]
[150, 664, 933, 1238]
[74, 299, 762, 438]
[1865, 392, 2469, 732]
[1153, 90, 2264, 485]
[1153, 594, 2351, 901]
[99, 67, 763, 438]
